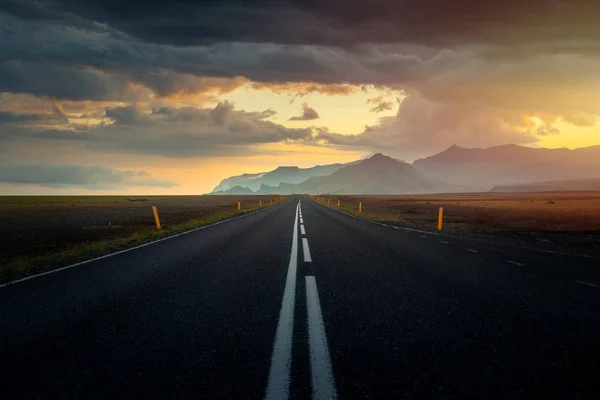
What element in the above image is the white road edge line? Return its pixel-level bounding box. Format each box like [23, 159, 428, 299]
[0, 205, 274, 290]
[467, 249, 479, 253]
[300, 225, 306, 235]
[306, 276, 338, 400]
[440, 241, 449, 244]
[265, 201, 300, 400]
[575, 280, 600, 288]
[507, 260, 525, 266]
[302, 238, 312, 262]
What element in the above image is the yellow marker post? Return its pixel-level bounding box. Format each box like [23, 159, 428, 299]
[237, 201, 241, 211]
[337, 200, 340, 208]
[438, 207, 444, 230]
[359, 202, 362, 213]
[328, 199, 330, 205]
[152, 206, 161, 230]
[259, 200, 262, 208]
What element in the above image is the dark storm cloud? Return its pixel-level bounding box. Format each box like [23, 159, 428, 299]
[289, 103, 320, 121]
[1, 102, 315, 158]
[0, 61, 132, 101]
[5, 0, 600, 48]
[0, 164, 177, 188]
[0, 111, 47, 123]
[105, 104, 149, 125]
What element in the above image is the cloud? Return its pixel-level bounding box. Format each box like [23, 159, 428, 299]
[0, 110, 47, 123]
[51, 103, 69, 123]
[562, 113, 597, 127]
[0, 61, 137, 101]
[0, 164, 176, 188]
[1, 102, 314, 158]
[369, 101, 394, 113]
[9, 0, 600, 49]
[250, 82, 358, 103]
[210, 101, 234, 125]
[289, 103, 320, 121]
[105, 104, 150, 125]
[316, 91, 544, 160]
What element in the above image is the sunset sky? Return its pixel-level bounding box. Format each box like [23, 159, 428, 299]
[1, 0, 599, 194]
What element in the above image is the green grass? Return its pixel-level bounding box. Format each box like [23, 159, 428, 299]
[0, 204, 270, 283]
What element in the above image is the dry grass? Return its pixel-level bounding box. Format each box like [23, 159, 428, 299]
[317, 192, 600, 252]
[0, 195, 285, 282]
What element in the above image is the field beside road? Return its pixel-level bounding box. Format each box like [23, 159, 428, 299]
[318, 192, 600, 253]
[0, 195, 282, 282]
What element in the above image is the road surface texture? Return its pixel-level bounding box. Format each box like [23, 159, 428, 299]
[2, 195, 600, 399]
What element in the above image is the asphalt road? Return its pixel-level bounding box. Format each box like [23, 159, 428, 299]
[2, 195, 600, 399]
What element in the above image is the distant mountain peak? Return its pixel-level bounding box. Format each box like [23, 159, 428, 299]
[366, 153, 408, 164]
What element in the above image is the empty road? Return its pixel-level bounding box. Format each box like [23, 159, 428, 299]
[2, 195, 600, 399]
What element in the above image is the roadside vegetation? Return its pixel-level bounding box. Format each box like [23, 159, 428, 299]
[0, 196, 284, 283]
[316, 193, 600, 254]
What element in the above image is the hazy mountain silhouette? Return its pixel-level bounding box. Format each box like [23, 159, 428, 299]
[491, 178, 600, 192]
[254, 183, 280, 194]
[211, 162, 353, 193]
[413, 144, 600, 190]
[281, 153, 447, 194]
[212, 144, 600, 195]
[211, 185, 255, 195]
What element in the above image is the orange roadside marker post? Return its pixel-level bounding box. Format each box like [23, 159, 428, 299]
[152, 206, 161, 230]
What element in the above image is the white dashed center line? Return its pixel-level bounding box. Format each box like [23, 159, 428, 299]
[440, 241, 449, 244]
[306, 276, 338, 400]
[265, 201, 300, 400]
[269, 198, 336, 399]
[467, 249, 479, 253]
[302, 238, 312, 262]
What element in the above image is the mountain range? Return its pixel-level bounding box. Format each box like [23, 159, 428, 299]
[211, 163, 353, 192]
[210, 144, 600, 195]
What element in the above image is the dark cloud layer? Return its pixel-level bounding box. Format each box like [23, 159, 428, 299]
[0, 102, 314, 158]
[0, 61, 133, 101]
[0, 110, 47, 123]
[6, 0, 600, 48]
[0, 164, 176, 188]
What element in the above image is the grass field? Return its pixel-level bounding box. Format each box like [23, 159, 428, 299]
[0, 195, 285, 282]
[317, 192, 600, 253]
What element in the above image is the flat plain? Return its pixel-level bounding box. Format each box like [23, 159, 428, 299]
[320, 191, 600, 253]
[0, 195, 279, 280]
